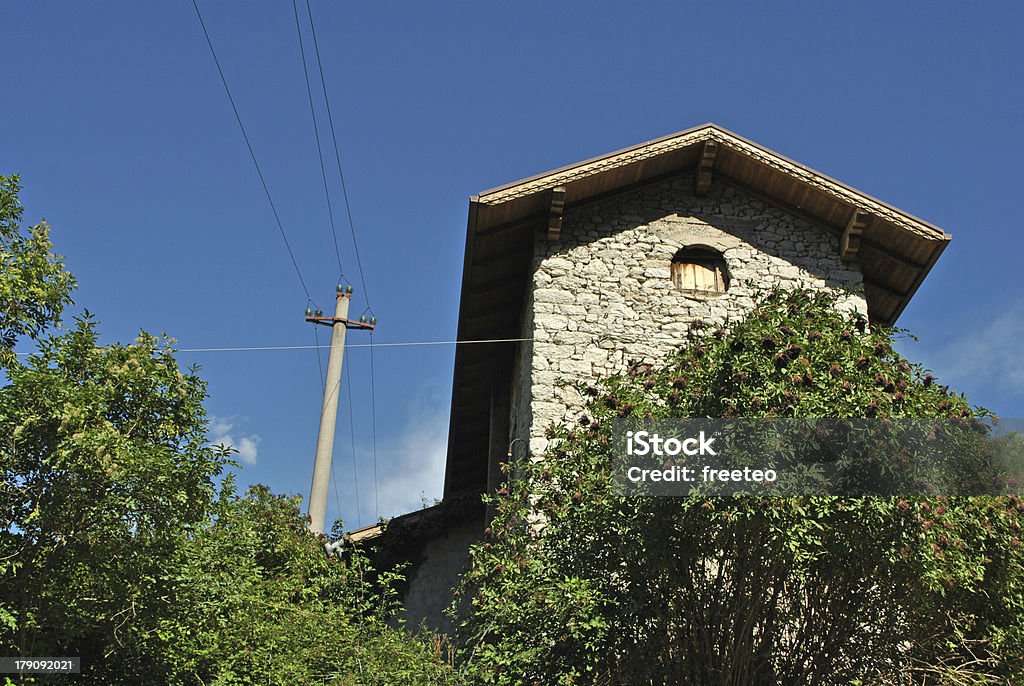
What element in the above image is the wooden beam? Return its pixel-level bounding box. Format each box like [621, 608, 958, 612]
[859, 236, 929, 270]
[694, 140, 718, 196]
[880, 241, 948, 326]
[453, 415, 491, 434]
[547, 186, 566, 242]
[472, 271, 529, 297]
[458, 350, 500, 369]
[471, 246, 533, 269]
[841, 209, 870, 263]
[465, 303, 520, 326]
[465, 291, 525, 316]
[863, 277, 909, 300]
[475, 211, 546, 238]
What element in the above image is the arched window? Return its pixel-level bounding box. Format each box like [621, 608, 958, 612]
[670, 246, 728, 296]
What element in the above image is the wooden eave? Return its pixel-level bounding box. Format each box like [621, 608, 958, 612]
[444, 122, 951, 497]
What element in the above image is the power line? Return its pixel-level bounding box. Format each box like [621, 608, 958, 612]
[312, 325, 325, 386]
[330, 449, 344, 533]
[304, 0, 371, 307]
[12, 337, 534, 357]
[294, 0, 373, 528]
[167, 337, 534, 353]
[343, 358, 362, 526]
[368, 332, 379, 521]
[190, 0, 312, 300]
[291, 0, 344, 275]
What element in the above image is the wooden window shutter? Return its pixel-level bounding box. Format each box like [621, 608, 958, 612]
[670, 247, 728, 295]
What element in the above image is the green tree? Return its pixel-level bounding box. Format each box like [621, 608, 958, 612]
[456, 289, 1024, 685]
[140, 483, 461, 685]
[0, 174, 75, 368]
[1, 329, 459, 682]
[0, 319, 232, 679]
[0, 178, 458, 684]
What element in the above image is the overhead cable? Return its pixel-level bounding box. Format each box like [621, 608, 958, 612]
[368, 332, 379, 520]
[304, 0, 371, 307]
[191, 0, 312, 300]
[164, 337, 534, 353]
[343, 360, 362, 526]
[291, 0, 344, 275]
[14, 338, 534, 357]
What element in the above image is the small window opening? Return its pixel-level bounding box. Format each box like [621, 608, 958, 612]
[671, 246, 728, 296]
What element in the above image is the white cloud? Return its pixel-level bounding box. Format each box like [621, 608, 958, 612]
[919, 304, 1024, 395]
[372, 400, 448, 520]
[337, 389, 449, 524]
[208, 415, 262, 465]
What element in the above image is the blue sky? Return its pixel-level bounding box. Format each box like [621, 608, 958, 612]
[3, 1, 1023, 530]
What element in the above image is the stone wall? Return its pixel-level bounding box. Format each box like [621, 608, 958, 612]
[512, 175, 867, 457]
[397, 518, 481, 634]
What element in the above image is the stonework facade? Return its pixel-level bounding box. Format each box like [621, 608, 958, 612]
[510, 176, 868, 458]
[362, 125, 950, 636]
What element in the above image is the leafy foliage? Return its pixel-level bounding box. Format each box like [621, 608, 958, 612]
[0, 174, 75, 367]
[0, 178, 457, 684]
[0, 318, 230, 674]
[456, 289, 1024, 685]
[137, 484, 461, 685]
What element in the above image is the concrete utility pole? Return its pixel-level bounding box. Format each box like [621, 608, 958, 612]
[306, 284, 375, 534]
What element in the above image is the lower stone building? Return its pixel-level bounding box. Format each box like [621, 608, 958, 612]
[348, 122, 951, 633]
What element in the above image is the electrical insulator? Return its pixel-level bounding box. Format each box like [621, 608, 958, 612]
[305, 307, 313, 317]
[315, 308, 323, 318]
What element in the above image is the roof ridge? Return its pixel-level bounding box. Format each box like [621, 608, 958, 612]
[476, 123, 946, 242]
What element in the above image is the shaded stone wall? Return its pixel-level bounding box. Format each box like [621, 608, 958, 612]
[512, 176, 867, 457]
[398, 518, 481, 635]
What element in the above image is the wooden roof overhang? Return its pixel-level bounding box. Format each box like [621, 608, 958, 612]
[444, 123, 951, 497]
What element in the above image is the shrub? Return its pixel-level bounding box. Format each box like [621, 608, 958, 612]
[456, 289, 1024, 685]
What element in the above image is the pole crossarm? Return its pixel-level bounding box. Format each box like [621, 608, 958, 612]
[305, 315, 376, 331]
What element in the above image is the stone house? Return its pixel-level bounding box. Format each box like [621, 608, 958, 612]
[349, 123, 951, 632]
